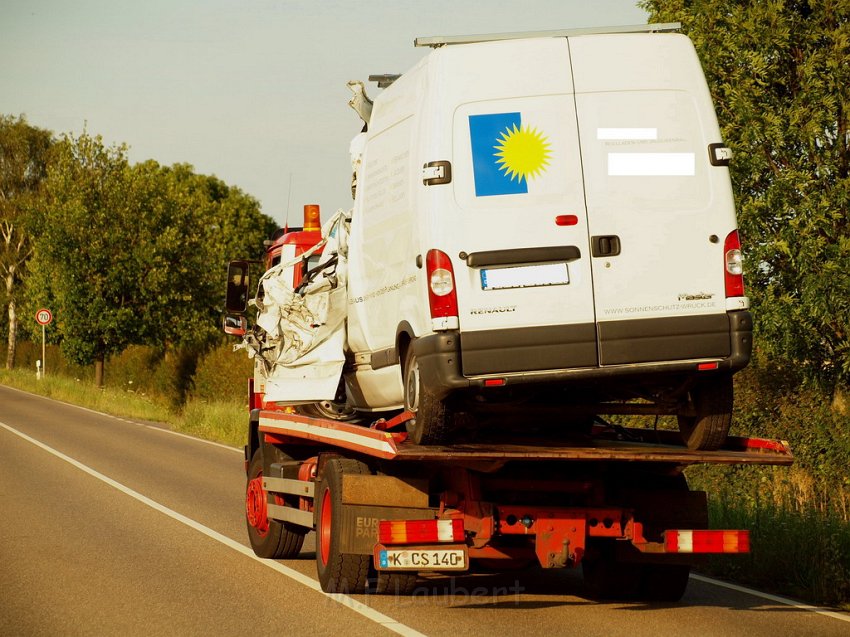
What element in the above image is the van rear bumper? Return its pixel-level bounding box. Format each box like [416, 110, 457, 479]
[413, 311, 752, 399]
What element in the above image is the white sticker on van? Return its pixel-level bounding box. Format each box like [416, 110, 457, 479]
[597, 128, 658, 140]
[607, 153, 695, 176]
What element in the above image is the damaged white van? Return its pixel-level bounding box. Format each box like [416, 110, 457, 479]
[341, 24, 751, 449]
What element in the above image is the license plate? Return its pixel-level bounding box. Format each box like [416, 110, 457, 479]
[481, 263, 569, 291]
[375, 545, 468, 571]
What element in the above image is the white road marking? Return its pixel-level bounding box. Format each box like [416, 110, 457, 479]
[0, 384, 241, 453]
[0, 420, 426, 637]
[689, 573, 850, 623]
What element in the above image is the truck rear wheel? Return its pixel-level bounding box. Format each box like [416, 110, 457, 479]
[639, 564, 691, 602]
[582, 539, 641, 600]
[246, 448, 306, 559]
[373, 572, 419, 595]
[315, 458, 372, 593]
[582, 540, 691, 602]
[403, 348, 453, 445]
[677, 374, 733, 450]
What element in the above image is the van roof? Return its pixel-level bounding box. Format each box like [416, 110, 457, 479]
[414, 22, 681, 48]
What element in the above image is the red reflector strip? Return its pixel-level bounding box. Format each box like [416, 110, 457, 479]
[697, 362, 719, 371]
[484, 379, 506, 387]
[665, 530, 750, 554]
[379, 519, 464, 545]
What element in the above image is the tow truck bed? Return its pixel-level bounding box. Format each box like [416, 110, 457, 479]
[258, 410, 793, 465]
[247, 408, 791, 600]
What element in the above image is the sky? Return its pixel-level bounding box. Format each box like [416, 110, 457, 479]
[1, 0, 648, 227]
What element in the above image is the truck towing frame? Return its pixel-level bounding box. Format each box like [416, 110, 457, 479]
[243, 396, 792, 600]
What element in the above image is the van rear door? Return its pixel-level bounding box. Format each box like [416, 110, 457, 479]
[442, 38, 597, 375]
[569, 34, 737, 366]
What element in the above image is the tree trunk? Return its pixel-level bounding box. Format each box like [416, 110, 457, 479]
[5, 295, 17, 370]
[94, 354, 105, 388]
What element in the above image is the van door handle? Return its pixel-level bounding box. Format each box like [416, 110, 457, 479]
[591, 235, 621, 257]
[422, 161, 452, 186]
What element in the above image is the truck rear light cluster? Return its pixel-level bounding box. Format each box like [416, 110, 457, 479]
[724, 230, 745, 298]
[426, 249, 459, 327]
[665, 529, 750, 553]
[379, 519, 464, 545]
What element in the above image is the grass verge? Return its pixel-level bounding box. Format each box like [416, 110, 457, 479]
[700, 498, 850, 609]
[0, 368, 245, 448]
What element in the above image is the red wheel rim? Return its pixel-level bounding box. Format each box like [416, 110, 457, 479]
[246, 473, 269, 536]
[319, 487, 332, 566]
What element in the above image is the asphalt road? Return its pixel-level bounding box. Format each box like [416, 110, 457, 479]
[1, 384, 848, 637]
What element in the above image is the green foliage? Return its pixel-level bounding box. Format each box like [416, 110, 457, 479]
[179, 399, 246, 447]
[687, 361, 850, 607]
[639, 1, 850, 387]
[190, 340, 254, 405]
[21, 130, 276, 379]
[701, 498, 850, 607]
[635, 3, 850, 603]
[0, 115, 54, 368]
[25, 133, 139, 367]
[13, 339, 92, 380]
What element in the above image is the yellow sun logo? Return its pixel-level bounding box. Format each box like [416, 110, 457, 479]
[494, 124, 552, 182]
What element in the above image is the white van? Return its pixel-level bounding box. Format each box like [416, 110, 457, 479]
[342, 25, 751, 449]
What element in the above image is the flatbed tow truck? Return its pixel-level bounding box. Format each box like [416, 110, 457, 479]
[226, 206, 792, 601]
[243, 399, 792, 600]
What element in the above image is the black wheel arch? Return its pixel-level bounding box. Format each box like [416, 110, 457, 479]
[395, 322, 415, 370]
[245, 408, 262, 473]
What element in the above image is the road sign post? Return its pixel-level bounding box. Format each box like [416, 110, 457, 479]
[35, 308, 53, 378]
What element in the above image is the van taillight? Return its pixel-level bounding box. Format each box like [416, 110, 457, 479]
[426, 249, 458, 321]
[724, 230, 745, 298]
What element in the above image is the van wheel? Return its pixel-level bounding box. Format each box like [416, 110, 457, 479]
[295, 401, 359, 422]
[677, 375, 733, 450]
[403, 348, 452, 445]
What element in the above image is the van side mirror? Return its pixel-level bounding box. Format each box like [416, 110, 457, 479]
[222, 313, 247, 337]
[225, 260, 251, 313]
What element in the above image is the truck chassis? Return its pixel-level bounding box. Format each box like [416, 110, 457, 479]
[243, 404, 792, 601]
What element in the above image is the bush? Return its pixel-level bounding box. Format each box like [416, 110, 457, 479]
[104, 345, 162, 392]
[687, 357, 850, 608]
[13, 340, 92, 380]
[190, 341, 253, 405]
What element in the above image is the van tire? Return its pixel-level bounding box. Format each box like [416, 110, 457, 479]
[295, 401, 359, 422]
[403, 348, 452, 445]
[677, 375, 733, 451]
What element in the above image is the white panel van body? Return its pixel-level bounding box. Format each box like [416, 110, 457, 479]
[343, 30, 751, 449]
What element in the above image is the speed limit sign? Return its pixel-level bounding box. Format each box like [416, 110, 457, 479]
[36, 308, 53, 326]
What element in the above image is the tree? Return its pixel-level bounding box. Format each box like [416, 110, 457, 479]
[641, 1, 850, 394]
[0, 115, 53, 369]
[28, 132, 137, 385]
[27, 133, 277, 386]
